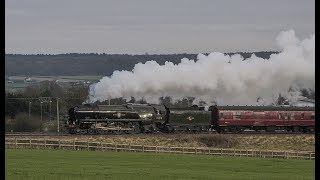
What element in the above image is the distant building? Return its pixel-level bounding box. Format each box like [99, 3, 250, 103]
[24, 77, 33, 83]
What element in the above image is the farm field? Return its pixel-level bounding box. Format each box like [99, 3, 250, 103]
[6, 149, 314, 180]
[7, 75, 104, 81]
[5, 75, 104, 92]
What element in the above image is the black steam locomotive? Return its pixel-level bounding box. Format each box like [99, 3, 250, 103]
[66, 103, 173, 134]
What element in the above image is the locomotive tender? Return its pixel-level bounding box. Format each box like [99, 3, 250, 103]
[67, 104, 315, 134]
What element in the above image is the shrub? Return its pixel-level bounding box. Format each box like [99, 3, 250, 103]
[173, 134, 239, 148]
[5, 116, 15, 132]
[7, 113, 42, 132]
[196, 134, 238, 148]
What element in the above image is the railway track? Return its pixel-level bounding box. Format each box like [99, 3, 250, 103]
[5, 131, 314, 137]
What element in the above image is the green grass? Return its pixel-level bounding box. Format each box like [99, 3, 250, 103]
[6, 149, 314, 180]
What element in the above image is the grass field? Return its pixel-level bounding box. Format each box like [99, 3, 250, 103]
[6, 149, 314, 180]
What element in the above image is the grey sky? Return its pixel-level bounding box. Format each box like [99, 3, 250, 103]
[5, 0, 314, 54]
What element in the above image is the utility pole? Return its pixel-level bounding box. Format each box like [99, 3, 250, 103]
[49, 100, 52, 122]
[29, 101, 32, 118]
[38, 97, 52, 121]
[40, 102, 43, 121]
[56, 98, 60, 133]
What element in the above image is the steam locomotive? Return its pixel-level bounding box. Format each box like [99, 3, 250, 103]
[66, 104, 315, 134]
[67, 104, 171, 134]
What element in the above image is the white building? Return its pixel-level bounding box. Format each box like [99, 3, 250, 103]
[24, 77, 33, 83]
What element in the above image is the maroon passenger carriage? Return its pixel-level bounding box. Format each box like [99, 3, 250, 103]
[209, 106, 315, 133]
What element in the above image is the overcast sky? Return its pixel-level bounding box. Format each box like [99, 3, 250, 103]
[5, 0, 314, 54]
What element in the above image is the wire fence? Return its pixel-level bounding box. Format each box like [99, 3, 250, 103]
[5, 138, 315, 160]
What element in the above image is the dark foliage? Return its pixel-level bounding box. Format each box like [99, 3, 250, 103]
[5, 52, 279, 76]
[175, 134, 238, 148]
[196, 134, 238, 148]
[6, 113, 42, 132]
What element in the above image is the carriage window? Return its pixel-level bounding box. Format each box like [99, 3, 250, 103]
[279, 113, 282, 119]
[233, 112, 241, 120]
[311, 113, 315, 120]
[219, 113, 224, 119]
[301, 113, 304, 120]
[284, 113, 288, 119]
[290, 113, 295, 120]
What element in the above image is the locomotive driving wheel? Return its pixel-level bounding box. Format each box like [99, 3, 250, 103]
[266, 126, 276, 133]
[129, 122, 141, 134]
[236, 127, 245, 133]
[88, 128, 96, 134]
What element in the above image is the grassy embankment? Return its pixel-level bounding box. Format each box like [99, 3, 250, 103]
[15, 134, 314, 151]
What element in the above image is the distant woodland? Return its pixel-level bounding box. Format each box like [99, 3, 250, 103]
[5, 51, 278, 76]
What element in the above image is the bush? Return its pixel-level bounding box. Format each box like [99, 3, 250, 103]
[42, 121, 57, 132]
[173, 134, 239, 148]
[196, 134, 238, 148]
[5, 117, 15, 132]
[6, 113, 42, 132]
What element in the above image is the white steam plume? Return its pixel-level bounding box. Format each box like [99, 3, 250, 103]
[90, 30, 314, 105]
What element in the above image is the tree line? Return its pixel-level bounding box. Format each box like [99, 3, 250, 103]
[5, 52, 278, 76]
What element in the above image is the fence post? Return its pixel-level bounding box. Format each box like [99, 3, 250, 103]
[208, 148, 211, 155]
[100, 142, 103, 151]
[15, 138, 17, 149]
[309, 152, 312, 160]
[29, 139, 32, 148]
[58, 139, 61, 149]
[73, 140, 75, 150]
[195, 147, 197, 155]
[220, 148, 223, 156]
[87, 140, 89, 151]
[44, 138, 46, 148]
[259, 150, 261, 157]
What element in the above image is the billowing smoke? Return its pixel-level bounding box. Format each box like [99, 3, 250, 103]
[89, 30, 314, 105]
